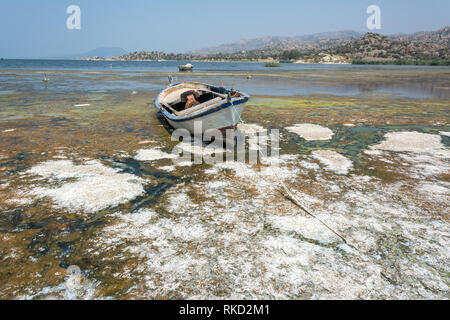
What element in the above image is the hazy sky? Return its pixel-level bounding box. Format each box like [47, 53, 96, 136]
[0, 0, 449, 58]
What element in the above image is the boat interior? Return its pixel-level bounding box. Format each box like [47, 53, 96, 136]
[158, 83, 243, 117]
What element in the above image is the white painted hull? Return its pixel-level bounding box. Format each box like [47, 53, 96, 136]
[166, 103, 244, 134]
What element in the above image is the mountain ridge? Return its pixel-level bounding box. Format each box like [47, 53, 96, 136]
[201, 26, 449, 64]
[187, 30, 364, 56]
[82, 26, 449, 65]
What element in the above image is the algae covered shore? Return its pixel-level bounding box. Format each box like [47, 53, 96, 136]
[0, 66, 449, 299]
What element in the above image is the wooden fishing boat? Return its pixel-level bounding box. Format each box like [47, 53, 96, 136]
[155, 82, 249, 134]
[178, 63, 193, 71]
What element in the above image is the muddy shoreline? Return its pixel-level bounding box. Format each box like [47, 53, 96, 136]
[0, 68, 449, 299]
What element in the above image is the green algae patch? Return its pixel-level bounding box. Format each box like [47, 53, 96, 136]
[241, 94, 450, 172]
[248, 96, 359, 110]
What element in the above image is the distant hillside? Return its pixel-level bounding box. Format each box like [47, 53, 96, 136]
[328, 31, 449, 61]
[187, 31, 363, 56]
[86, 51, 191, 61]
[52, 47, 127, 59]
[188, 36, 293, 56]
[391, 26, 449, 45]
[213, 37, 361, 61]
[83, 27, 449, 65]
[203, 27, 449, 65]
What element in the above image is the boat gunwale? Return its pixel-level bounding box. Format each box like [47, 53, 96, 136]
[155, 82, 249, 122]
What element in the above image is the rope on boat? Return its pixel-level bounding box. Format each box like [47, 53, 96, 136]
[229, 98, 348, 244]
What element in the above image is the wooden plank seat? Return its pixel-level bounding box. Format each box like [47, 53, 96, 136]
[164, 97, 224, 116]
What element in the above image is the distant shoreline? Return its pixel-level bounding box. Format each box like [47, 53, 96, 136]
[1, 58, 449, 67]
[60, 58, 450, 66]
[76, 57, 450, 66]
[352, 59, 450, 66]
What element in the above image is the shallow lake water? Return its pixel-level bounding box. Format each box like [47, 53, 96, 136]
[0, 63, 449, 299]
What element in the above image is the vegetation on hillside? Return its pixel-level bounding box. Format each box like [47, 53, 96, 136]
[85, 27, 449, 66]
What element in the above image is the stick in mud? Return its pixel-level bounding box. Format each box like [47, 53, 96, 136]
[277, 183, 348, 244]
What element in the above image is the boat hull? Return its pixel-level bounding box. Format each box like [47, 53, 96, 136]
[155, 82, 249, 134]
[178, 64, 193, 72]
[165, 102, 244, 134]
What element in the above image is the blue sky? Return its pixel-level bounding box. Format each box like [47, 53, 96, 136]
[0, 0, 448, 58]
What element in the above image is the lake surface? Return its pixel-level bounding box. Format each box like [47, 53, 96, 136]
[1, 59, 449, 99]
[3, 59, 450, 72]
